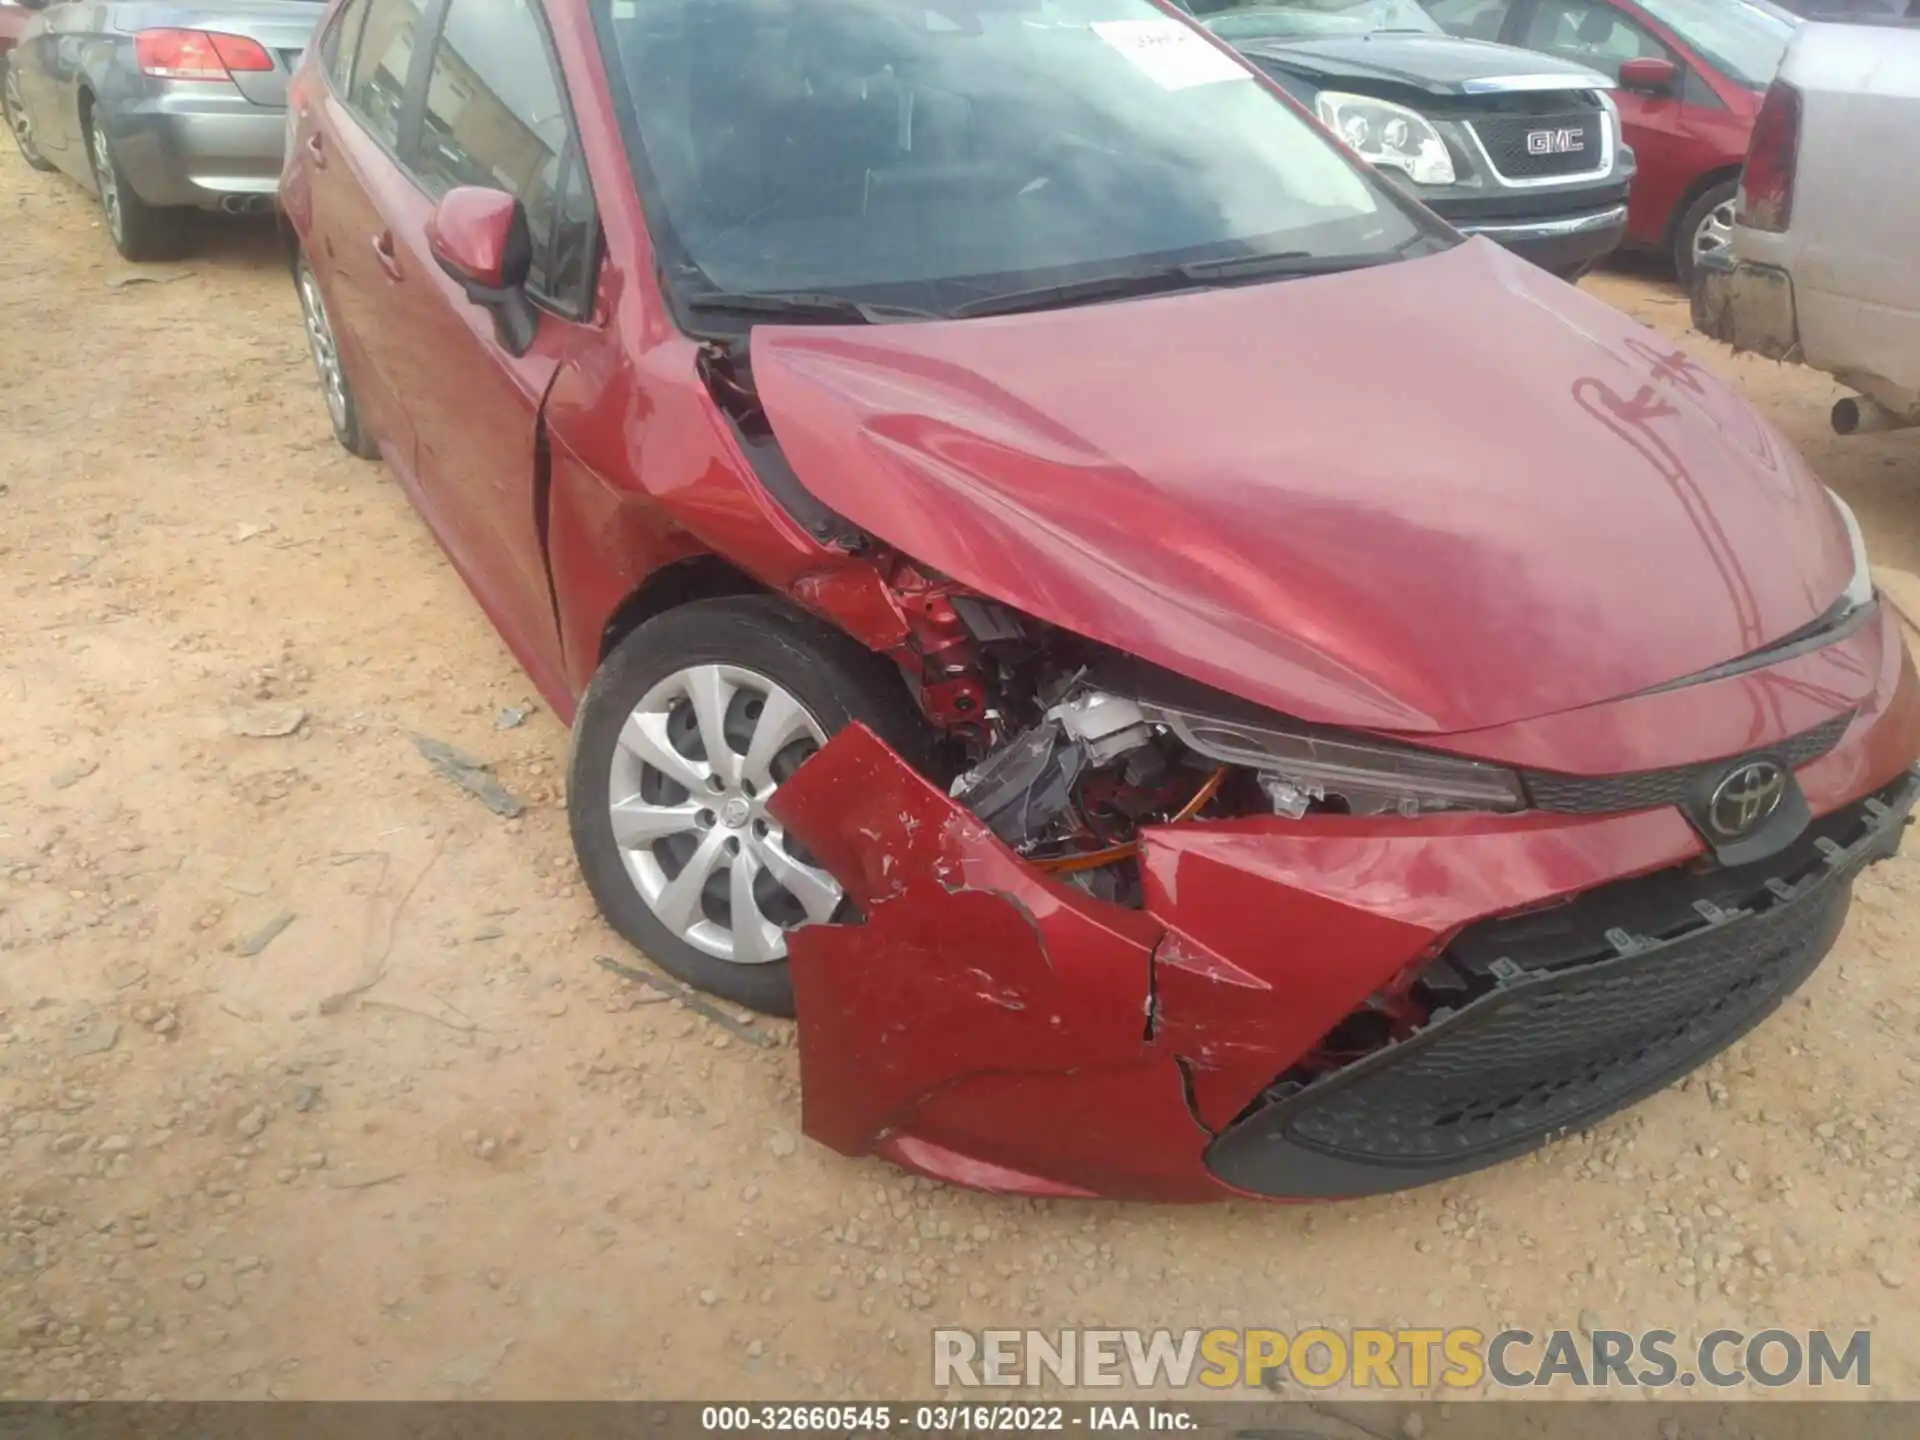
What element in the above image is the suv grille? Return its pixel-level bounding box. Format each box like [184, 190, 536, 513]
[1205, 770, 1917, 1197]
[1470, 110, 1607, 181]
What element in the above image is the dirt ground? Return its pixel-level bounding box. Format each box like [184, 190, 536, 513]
[3, 143, 1920, 1407]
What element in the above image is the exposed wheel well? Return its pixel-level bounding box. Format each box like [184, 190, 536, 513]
[1666, 166, 1741, 247]
[597, 554, 768, 662]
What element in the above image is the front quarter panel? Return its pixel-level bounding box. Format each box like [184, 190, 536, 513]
[765, 724, 1716, 1200]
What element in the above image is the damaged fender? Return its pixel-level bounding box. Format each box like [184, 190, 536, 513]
[767, 724, 1225, 1199]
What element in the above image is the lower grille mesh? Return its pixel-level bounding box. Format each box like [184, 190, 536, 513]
[1287, 882, 1844, 1161]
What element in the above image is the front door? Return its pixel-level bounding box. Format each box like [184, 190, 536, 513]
[376, 0, 600, 676]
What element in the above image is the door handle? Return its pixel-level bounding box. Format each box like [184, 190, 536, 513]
[304, 132, 326, 170]
[371, 231, 402, 283]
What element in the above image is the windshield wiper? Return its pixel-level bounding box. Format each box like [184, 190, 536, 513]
[950, 249, 1406, 320]
[950, 267, 1215, 320]
[684, 291, 941, 325]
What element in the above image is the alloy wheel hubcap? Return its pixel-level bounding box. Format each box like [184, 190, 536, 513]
[92, 126, 122, 242]
[4, 71, 30, 155]
[607, 663, 840, 965]
[298, 268, 350, 432]
[1694, 198, 1736, 266]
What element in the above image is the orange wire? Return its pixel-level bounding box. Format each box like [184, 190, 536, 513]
[1034, 767, 1227, 874]
[1169, 766, 1228, 823]
[1038, 842, 1138, 875]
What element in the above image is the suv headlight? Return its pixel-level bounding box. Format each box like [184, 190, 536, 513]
[1145, 705, 1524, 817]
[1316, 91, 1457, 186]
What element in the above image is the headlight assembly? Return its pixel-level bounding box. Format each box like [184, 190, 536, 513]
[1316, 91, 1457, 187]
[1146, 704, 1525, 817]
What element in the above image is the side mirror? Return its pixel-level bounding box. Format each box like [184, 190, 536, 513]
[426, 186, 538, 356]
[1618, 56, 1679, 95]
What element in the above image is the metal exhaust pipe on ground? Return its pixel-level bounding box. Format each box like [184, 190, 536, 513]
[217, 194, 274, 216]
[1832, 395, 1917, 436]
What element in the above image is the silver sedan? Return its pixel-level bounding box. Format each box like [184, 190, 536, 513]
[3, 0, 322, 259]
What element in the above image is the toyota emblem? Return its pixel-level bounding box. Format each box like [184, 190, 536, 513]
[1707, 761, 1787, 839]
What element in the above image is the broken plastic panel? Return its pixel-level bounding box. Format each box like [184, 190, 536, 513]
[948, 719, 1088, 846]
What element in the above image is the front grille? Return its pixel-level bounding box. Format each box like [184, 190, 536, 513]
[1205, 770, 1917, 1197]
[1289, 884, 1842, 1162]
[1523, 709, 1852, 815]
[1470, 110, 1606, 181]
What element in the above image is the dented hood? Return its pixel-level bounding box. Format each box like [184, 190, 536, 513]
[752, 240, 1853, 735]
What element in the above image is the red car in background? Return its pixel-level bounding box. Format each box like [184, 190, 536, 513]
[1425, 0, 1798, 281]
[0, 0, 35, 61]
[282, 0, 1916, 1203]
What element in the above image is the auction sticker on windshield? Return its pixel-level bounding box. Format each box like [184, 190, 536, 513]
[1090, 19, 1251, 89]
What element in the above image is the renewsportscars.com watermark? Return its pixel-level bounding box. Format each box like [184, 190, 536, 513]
[932, 1327, 1872, 1391]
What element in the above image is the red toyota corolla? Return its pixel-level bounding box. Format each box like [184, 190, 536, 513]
[282, 0, 1918, 1203]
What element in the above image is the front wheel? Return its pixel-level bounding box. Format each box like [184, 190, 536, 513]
[568, 597, 929, 1016]
[3, 59, 56, 173]
[88, 115, 185, 262]
[1676, 180, 1738, 288]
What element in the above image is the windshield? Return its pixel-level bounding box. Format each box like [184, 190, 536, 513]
[595, 0, 1440, 319]
[1181, 0, 1443, 42]
[1635, 0, 1795, 86]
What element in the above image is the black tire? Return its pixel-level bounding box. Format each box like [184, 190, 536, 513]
[3, 58, 57, 173]
[569, 596, 929, 1017]
[1674, 179, 1738, 288]
[86, 111, 186, 262]
[293, 254, 379, 459]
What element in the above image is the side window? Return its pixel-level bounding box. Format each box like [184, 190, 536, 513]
[320, 0, 369, 93]
[544, 145, 600, 312]
[1518, 0, 1672, 78]
[415, 0, 590, 310]
[346, 0, 430, 154]
[1422, 0, 1517, 42]
[1681, 65, 1722, 108]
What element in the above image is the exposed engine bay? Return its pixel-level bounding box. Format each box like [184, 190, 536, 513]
[876, 571, 1528, 905]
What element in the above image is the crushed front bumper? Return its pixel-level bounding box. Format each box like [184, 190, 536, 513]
[1692, 252, 1800, 363]
[768, 607, 1920, 1202]
[1208, 769, 1915, 1197]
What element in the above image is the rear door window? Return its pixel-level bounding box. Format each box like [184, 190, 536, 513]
[414, 0, 594, 313]
[321, 0, 370, 92]
[345, 0, 430, 153]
